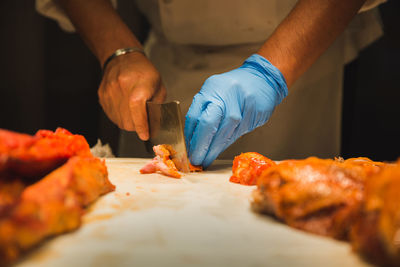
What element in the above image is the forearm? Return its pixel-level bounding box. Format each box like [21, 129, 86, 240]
[258, 0, 367, 87]
[58, 0, 142, 66]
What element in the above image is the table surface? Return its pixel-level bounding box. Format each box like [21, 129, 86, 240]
[16, 158, 372, 267]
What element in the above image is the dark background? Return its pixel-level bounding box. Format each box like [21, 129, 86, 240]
[0, 0, 399, 161]
[341, 0, 400, 161]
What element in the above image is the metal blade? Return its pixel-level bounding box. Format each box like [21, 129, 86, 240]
[146, 101, 190, 173]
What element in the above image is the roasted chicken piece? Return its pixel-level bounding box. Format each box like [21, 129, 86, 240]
[350, 160, 400, 266]
[0, 128, 93, 217]
[0, 128, 115, 263]
[230, 152, 276, 185]
[0, 128, 92, 178]
[252, 157, 384, 239]
[0, 156, 115, 262]
[140, 144, 202, 178]
[0, 178, 27, 216]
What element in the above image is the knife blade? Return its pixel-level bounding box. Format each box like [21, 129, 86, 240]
[145, 101, 190, 173]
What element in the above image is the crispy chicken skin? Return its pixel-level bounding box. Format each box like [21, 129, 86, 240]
[350, 160, 400, 266]
[0, 128, 92, 178]
[0, 156, 115, 262]
[0, 128, 115, 263]
[252, 157, 384, 239]
[0, 178, 26, 216]
[230, 152, 276, 185]
[251, 155, 400, 265]
[0, 128, 95, 221]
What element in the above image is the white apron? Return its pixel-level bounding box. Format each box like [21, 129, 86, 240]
[35, 0, 384, 160]
[119, 0, 383, 161]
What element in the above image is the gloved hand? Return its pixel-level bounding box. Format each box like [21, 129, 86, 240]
[184, 54, 288, 168]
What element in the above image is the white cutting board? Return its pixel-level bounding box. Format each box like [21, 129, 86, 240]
[16, 158, 372, 267]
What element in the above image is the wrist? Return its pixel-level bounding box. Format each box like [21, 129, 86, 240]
[244, 54, 289, 104]
[97, 38, 143, 65]
[102, 47, 145, 72]
[95, 34, 143, 67]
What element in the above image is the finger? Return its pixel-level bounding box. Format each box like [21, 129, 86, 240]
[202, 106, 242, 168]
[103, 61, 138, 130]
[230, 99, 273, 142]
[98, 77, 111, 113]
[120, 99, 135, 131]
[98, 80, 120, 126]
[188, 102, 224, 166]
[116, 81, 136, 131]
[184, 93, 205, 149]
[129, 85, 152, 140]
[102, 77, 134, 131]
[151, 83, 167, 104]
[111, 96, 125, 130]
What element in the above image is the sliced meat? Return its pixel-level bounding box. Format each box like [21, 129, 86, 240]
[230, 152, 276, 185]
[140, 145, 181, 178]
[140, 144, 203, 178]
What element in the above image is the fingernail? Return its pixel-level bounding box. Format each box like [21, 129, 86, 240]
[139, 132, 149, 141]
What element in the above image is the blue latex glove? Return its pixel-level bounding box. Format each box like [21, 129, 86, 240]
[184, 54, 288, 168]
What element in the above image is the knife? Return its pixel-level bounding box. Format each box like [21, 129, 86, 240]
[145, 101, 190, 173]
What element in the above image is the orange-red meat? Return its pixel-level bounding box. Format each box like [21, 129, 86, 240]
[252, 157, 384, 239]
[140, 144, 203, 178]
[0, 128, 115, 263]
[0, 128, 91, 178]
[230, 152, 276, 185]
[350, 160, 400, 266]
[0, 178, 26, 216]
[140, 145, 182, 178]
[189, 163, 203, 172]
[0, 156, 115, 262]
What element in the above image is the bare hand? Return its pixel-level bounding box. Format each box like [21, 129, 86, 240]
[98, 52, 166, 140]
